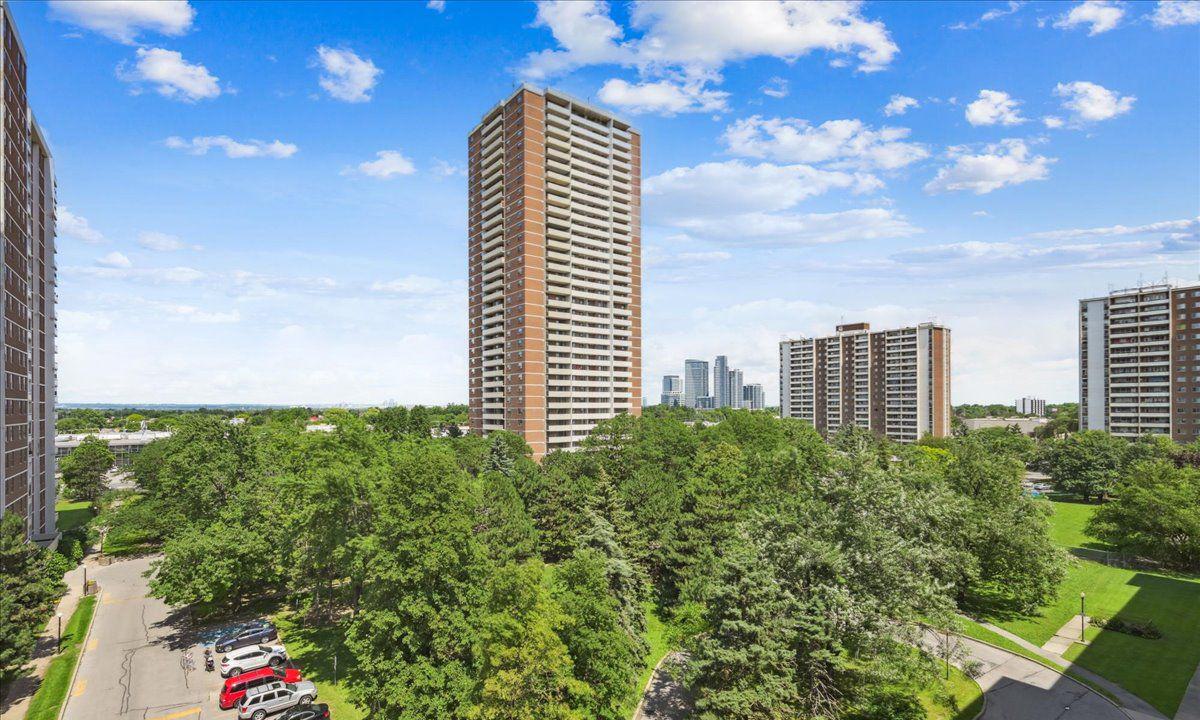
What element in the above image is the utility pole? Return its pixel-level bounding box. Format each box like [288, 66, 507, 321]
[1080, 592, 1087, 642]
[56, 613, 62, 654]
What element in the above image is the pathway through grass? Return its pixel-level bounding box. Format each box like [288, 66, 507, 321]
[24, 594, 97, 720]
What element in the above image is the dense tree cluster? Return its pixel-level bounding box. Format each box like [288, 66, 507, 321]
[0, 514, 67, 683]
[59, 435, 116, 502]
[1087, 458, 1200, 571]
[127, 407, 1069, 719]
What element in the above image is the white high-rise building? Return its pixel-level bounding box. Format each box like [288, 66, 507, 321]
[743, 383, 765, 410]
[684, 359, 709, 408]
[728, 368, 743, 410]
[713, 355, 730, 408]
[1016, 397, 1046, 416]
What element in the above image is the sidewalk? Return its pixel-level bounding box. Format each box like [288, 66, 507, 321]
[1043, 614, 1091, 656]
[0, 557, 96, 720]
[978, 621, 1166, 720]
[1177, 661, 1200, 720]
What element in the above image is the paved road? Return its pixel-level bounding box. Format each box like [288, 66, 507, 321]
[920, 630, 1129, 720]
[62, 555, 226, 720]
[632, 652, 691, 720]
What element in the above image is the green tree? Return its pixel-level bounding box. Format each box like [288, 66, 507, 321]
[122, 413, 146, 432]
[0, 514, 64, 682]
[1088, 460, 1200, 570]
[1040, 430, 1128, 501]
[370, 405, 410, 441]
[468, 561, 586, 720]
[59, 435, 115, 501]
[475, 471, 538, 566]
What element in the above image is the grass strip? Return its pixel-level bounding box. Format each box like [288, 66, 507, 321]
[24, 594, 97, 720]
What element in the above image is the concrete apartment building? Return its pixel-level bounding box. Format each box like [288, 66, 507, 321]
[1079, 282, 1200, 443]
[0, 1, 57, 542]
[683, 359, 708, 408]
[660, 374, 682, 407]
[742, 383, 765, 410]
[1016, 396, 1046, 416]
[779, 322, 951, 443]
[468, 86, 641, 458]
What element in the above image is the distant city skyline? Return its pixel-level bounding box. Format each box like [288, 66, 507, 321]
[19, 1, 1198, 406]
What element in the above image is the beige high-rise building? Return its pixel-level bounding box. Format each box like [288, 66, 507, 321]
[780, 322, 951, 443]
[0, 1, 58, 542]
[468, 86, 641, 458]
[1079, 282, 1200, 443]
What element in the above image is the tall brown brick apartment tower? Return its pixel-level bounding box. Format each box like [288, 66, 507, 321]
[0, 1, 58, 542]
[468, 86, 641, 459]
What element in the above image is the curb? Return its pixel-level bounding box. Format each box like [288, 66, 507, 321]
[56, 593, 100, 720]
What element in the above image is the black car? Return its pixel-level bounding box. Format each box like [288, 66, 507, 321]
[215, 621, 278, 653]
[280, 703, 330, 720]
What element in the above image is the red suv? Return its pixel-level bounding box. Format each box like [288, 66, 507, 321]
[219, 666, 303, 710]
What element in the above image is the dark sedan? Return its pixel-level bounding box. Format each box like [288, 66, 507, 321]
[280, 703, 330, 720]
[214, 621, 278, 653]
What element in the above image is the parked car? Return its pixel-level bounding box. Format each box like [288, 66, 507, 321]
[215, 621, 279, 653]
[280, 704, 330, 720]
[219, 666, 304, 710]
[221, 645, 288, 678]
[236, 680, 318, 720]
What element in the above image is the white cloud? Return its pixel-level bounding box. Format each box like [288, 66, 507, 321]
[370, 275, 463, 295]
[164, 135, 298, 159]
[723, 116, 929, 171]
[1152, 0, 1200, 27]
[1026, 216, 1198, 241]
[973, 210, 991, 217]
[431, 159, 465, 177]
[964, 89, 1026, 126]
[344, 150, 417, 179]
[1054, 1, 1124, 35]
[158, 304, 240, 324]
[597, 77, 728, 115]
[761, 77, 789, 99]
[882, 94, 919, 116]
[57, 207, 105, 243]
[949, 1, 1024, 30]
[1053, 81, 1135, 124]
[313, 46, 381, 103]
[924, 139, 1054, 195]
[137, 231, 198, 251]
[1042, 115, 1064, 129]
[71, 265, 205, 284]
[117, 47, 220, 102]
[96, 251, 132, 269]
[48, 0, 194, 44]
[672, 207, 921, 245]
[427, 0, 446, 11]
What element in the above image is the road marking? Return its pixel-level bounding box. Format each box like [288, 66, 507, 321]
[87, 637, 98, 651]
[71, 678, 86, 697]
[146, 708, 201, 720]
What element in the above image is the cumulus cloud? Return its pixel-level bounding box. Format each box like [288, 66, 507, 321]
[343, 150, 417, 179]
[313, 46, 381, 103]
[1053, 81, 1135, 124]
[157, 304, 240, 324]
[924, 139, 1054, 195]
[164, 135, 298, 159]
[426, 0, 446, 11]
[117, 47, 220, 102]
[723, 116, 929, 171]
[71, 265, 205, 284]
[882, 94, 919, 116]
[1054, 1, 1124, 35]
[138, 231, 198, 251]
[964, 89, 1025, 126]
[1042, 115, 1064, 129]
[57, 207, 105, 243]
[1025, 216, 1198, 241]
[598, 77, 728, 114]
[96, 251, 132, 269]
[370, 275, 464, 295]
[761, 77, 789, 99]
[675, 208, 922, 246]
[520, 1, 898, 114]
[1152, 0, 1200, 27]
[48, 0, 195, 44]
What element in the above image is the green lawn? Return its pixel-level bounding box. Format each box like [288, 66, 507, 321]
[917, 661, 984, 720]
[54, 500, 93, 534]
[24, 594, 97, 720]
[1042, 498, 1112, 551]
[985, 558, 1200, 716]
[273, 611, 363, 720]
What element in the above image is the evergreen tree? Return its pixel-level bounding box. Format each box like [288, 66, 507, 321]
[576, 510, 648, 660]
[0, 514, 63, 682]
[485, 434, 516, 476]
[475, 471, 539, 566]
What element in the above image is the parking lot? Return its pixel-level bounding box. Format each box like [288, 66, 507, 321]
[62, 555, 248, 720]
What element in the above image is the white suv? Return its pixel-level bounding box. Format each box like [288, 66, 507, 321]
[237, 680, 318, 720]
[220, 644, 288, 677]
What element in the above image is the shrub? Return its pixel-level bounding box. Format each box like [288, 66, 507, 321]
[1091, 615, 1163, 640]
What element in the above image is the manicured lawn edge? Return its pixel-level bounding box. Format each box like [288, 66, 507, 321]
[24, 594, 97, 720]
[916, 658, 984, 720]
[625, 603, 674, 718]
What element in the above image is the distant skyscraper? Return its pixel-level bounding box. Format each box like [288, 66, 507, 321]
[728, 368, 743, 410]
[1079, 282, 1200, 443]
[0, 3, 57, 542]
[743, 384, 765, 410]
[780, 322, 951, 443]
[684, 359, 709, 408]
[661, 375, 683, 407]
[1016, 396, 1046, 416]
[468, 86, 642, 458]
[713, 355, 729, 408]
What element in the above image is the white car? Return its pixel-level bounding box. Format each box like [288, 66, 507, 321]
[220, 644, 288, 678]
[237, 680, 318, 720]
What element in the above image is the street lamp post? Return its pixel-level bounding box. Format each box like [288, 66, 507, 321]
[56, 613, 63, 654]
[1080, 592, 1087, 642]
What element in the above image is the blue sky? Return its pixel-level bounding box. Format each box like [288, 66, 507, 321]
[23, 0, 1200, 405]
